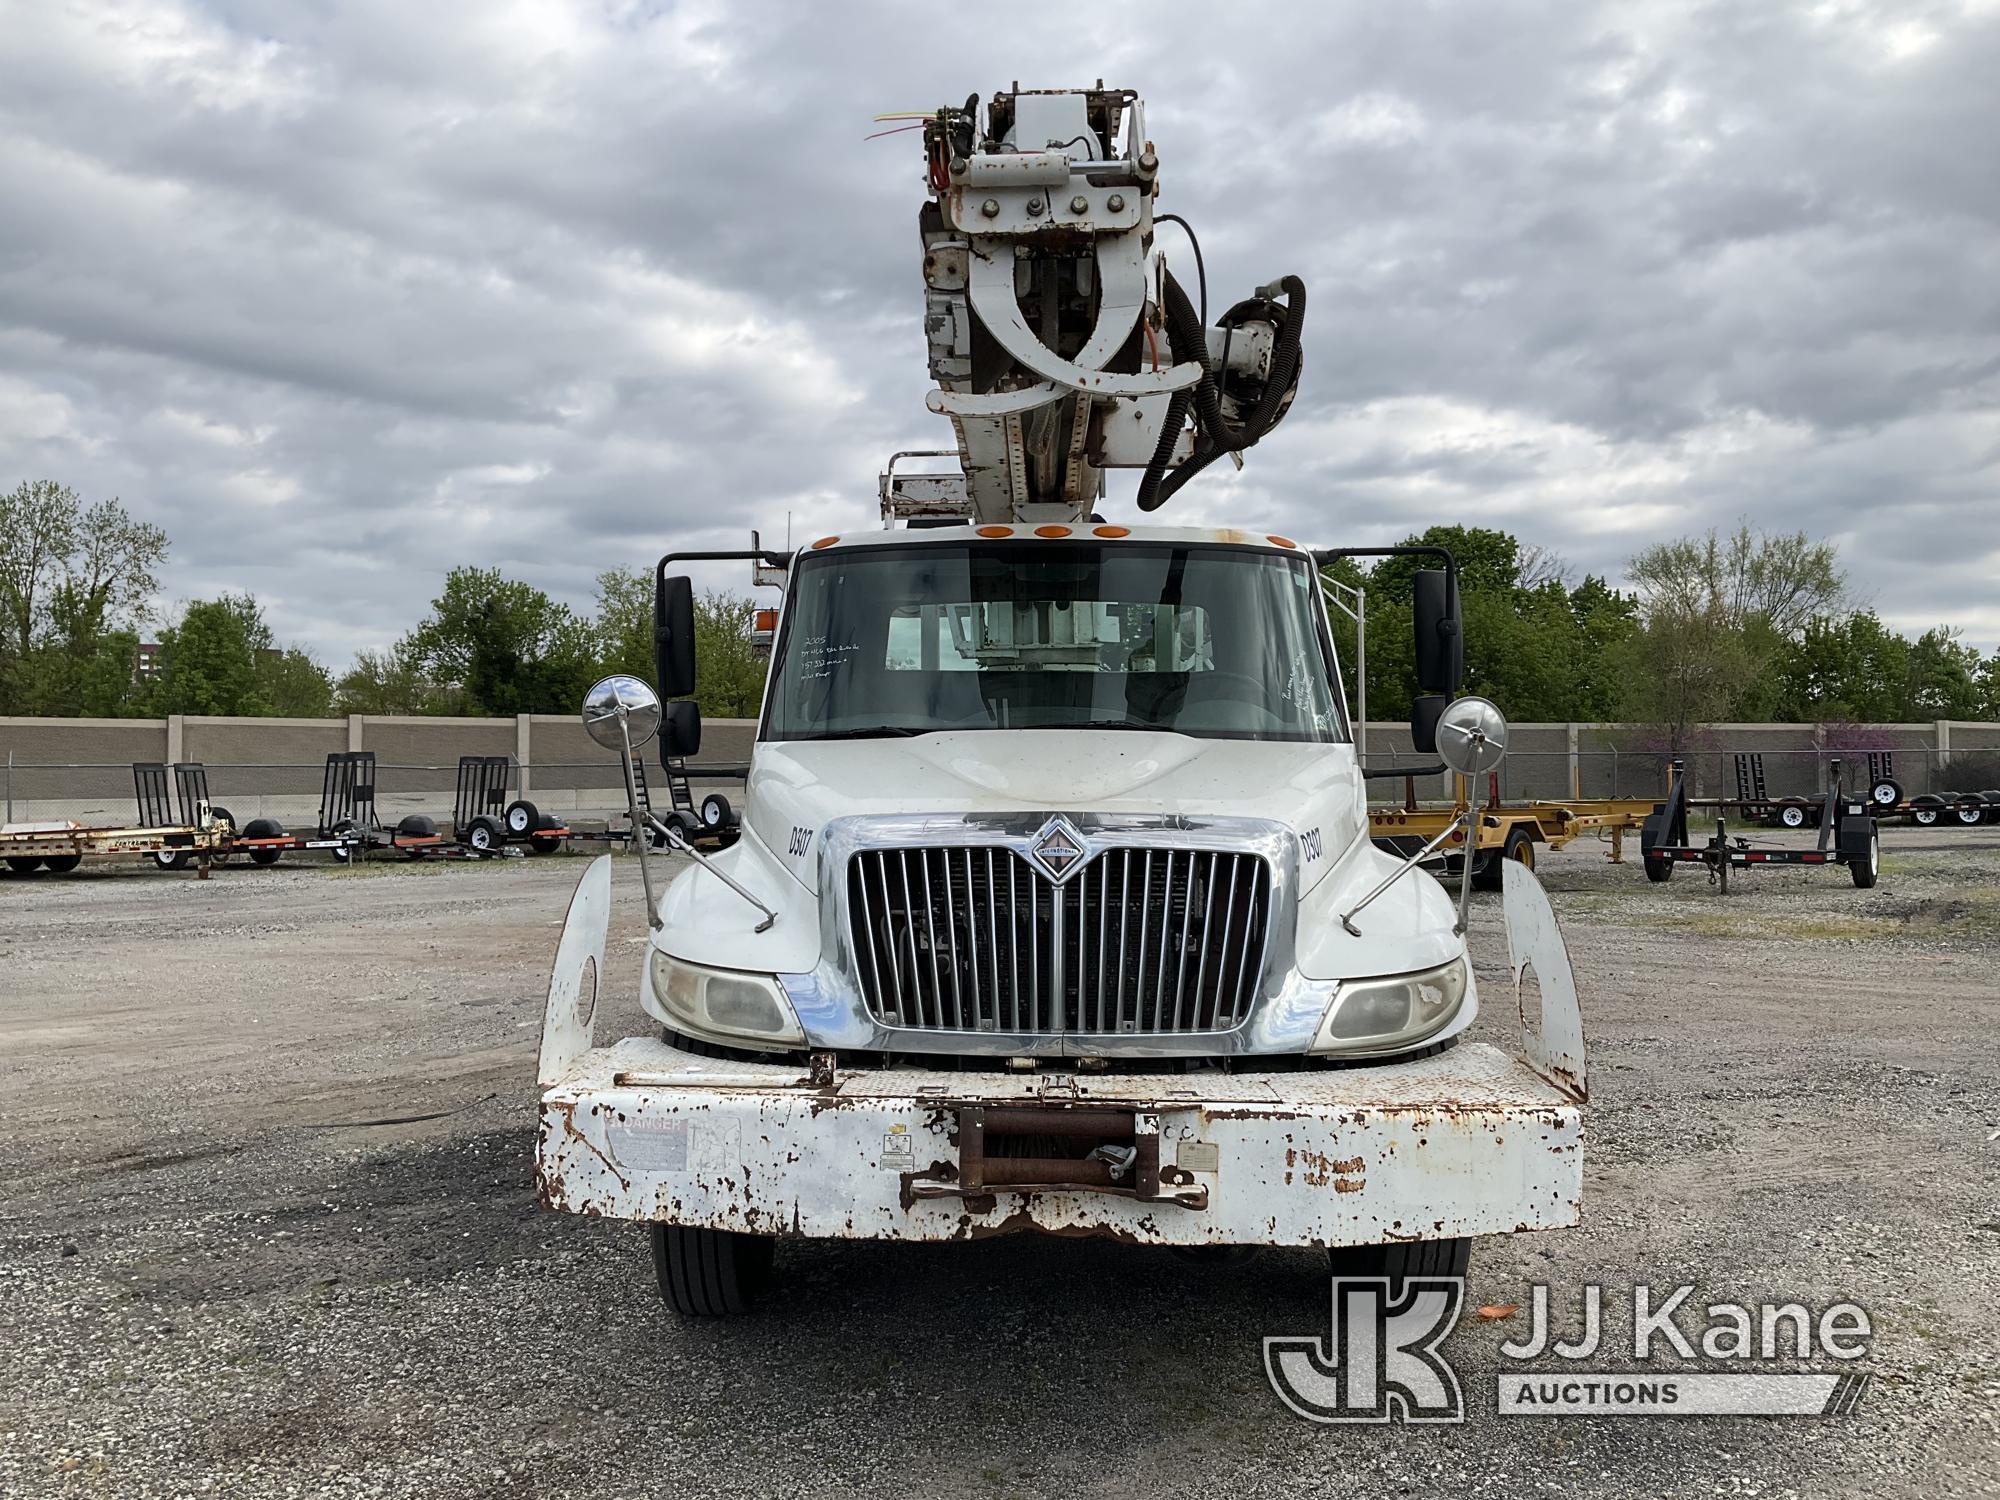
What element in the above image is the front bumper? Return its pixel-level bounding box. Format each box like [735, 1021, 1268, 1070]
[537, 1037, 1581, 1247]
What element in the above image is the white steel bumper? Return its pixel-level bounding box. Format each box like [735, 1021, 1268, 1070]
[536, 1037, 1581, 1247]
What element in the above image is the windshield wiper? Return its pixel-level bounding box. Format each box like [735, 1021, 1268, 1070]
[803, 725, 937, 741]
[1029, 720, 1166, 732]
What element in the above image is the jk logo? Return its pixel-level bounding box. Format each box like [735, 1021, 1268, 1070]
[1264, 1278, 1467, 1424]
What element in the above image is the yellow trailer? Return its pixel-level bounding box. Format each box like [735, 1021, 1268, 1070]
[1368, 775, 1660, 888]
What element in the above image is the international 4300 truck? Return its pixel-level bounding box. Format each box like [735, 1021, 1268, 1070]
[533, 85, 1586, 1314]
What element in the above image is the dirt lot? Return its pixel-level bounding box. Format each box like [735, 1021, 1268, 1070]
[2, 827, 1997, 1498]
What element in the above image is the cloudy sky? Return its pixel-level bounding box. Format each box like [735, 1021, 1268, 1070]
[2, 0, 1996, 667]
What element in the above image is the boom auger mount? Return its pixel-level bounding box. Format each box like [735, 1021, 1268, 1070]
[884, 84, 1308, 527]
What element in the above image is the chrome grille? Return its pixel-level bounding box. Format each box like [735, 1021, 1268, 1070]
[847, 846, 1271, 1035]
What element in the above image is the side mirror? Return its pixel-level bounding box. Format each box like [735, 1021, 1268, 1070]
[1410, 693, 1446, 756]
[662, 700, 702, 761]
[1413, 568, 1462, 696]
[581, 674, 662, 751]
[654, 574, 696, 700]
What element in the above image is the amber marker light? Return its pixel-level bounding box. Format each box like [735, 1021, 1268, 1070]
[1033, 525, 1073, 538]
[1093, 525, 1131, 538]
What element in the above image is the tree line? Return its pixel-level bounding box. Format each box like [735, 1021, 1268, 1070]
[3, 479, 1996, 734]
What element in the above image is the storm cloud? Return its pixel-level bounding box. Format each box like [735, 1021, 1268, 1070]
[2, 0, 1995, 662]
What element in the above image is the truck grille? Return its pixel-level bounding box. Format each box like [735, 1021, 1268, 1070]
[846, 846, 1271, 1036]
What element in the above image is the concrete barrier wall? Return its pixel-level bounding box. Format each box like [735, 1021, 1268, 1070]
[4, 714, 1997, 826]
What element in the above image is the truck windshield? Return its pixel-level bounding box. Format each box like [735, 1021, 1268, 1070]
[762, 541, 1345, 743]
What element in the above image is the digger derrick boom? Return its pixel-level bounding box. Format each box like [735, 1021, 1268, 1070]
[889, 85, 1307, 527]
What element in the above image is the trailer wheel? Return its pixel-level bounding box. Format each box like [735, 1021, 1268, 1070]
[5, 856, 45, 875]
[329, 819, 358, 864]
[1471, 827, 1535, 891]
[700, 793, 734, 830]
[1642, 851, 1674, 883]
[1851, 823, 1880, 889]
[1953, 797, 1984, 826]
[41, 854, 81, 874]
[1910, 796, 1942, 826]
[1328, 1236, 1472, 1294]
[1983, 791, 2000, 825]
[465, 815, 504, 853]
[396, 814, 437, 838]
[152, 849, 192, 870]
[662, 810, 701, 846]
[503, 799, 540, 837]
[1869, 778, 1901, 808]
[650, 1223, 774, 1316]
[1777, 800, 1808, 829]
[529, 835, 562, 855]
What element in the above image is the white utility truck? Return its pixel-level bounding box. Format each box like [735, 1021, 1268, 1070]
[535, 85, 1586, 1315]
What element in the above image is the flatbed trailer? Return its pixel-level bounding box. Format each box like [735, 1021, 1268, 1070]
[1367, 772, 1659, 888]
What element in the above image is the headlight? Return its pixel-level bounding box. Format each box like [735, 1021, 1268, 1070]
[649, 950, 806, 1048]
[1310, 956, 1469, 1054]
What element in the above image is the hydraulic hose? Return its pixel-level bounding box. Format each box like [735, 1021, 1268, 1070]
[1136, 271, 1307, 511]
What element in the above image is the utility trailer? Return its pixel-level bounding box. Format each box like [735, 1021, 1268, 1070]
[1367, 771, 1659, 888]
[1, 762, 234, 877]
[316, 751, 503, 862]
[448, 755, 571, 854]
[1642, 758, 1880, 890]
[1725, 751, 1999, 830]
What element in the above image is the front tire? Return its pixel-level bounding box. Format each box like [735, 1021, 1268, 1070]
[1328, 1236, 1472, 1293]
[650, 1223, 774, 1316]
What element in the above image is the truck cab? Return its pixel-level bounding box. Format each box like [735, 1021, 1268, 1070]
[535, 522, 1587, 1314]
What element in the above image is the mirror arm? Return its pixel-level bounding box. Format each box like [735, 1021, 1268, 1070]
[611, 708, 664, 931]
[1360, 763, 1446, 780]
[641, 812, 778, 933]
[1340, 809, 1473, 936]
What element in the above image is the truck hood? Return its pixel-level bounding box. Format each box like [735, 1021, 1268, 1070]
[745, 729, 1364, 894]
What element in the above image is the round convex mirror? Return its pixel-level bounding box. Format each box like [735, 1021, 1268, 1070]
[582, 674, 662, 751]
[1434, 695, 1509, 777]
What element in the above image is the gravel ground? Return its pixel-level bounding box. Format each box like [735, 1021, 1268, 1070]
[1, 826, 1997, 1498]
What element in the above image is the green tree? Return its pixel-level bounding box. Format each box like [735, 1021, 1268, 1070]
[401, 566, 600, 715]
[334, 644, 437, 715]
[1320, 529, 1637, 726]
[592, 568, 769, 718]
[0, 480, 167, 714]
[1623, 524, 1846, 743]
[1902, 627, 1985, 720]
[151, 595, 269, 716]
[257, 646, 335, 717]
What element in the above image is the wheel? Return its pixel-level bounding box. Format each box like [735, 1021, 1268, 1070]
[662, 810, 700, 846]
[700, 793, 734, 830]
[209, 804, 236, 832]
[503, 799, 540, 837]
[1643, 851, 1673, 883]
[1953, 797, 1984, 826]
[650, 1223, 774, 1316]
[242, 817, 285, 867]
[465, 815, 504, 853]
[530, 835, 562, 855]
[1983, 791, 2000, 825]
[1851, 824, 1880, 889]
[1328, 1236, 1472, 1294]
[5, 856, 45, 875]
[1911, 796, 1942, 827]
[396, 814, 437, 838]
[1869, 778, 1901, 808]
[1471, 827, 1534, 891]
[41, 854, 80, 873]
[152, 849, 192, 870]
[329, 818, 359, 864]
[1777, 800, 1808, 829]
